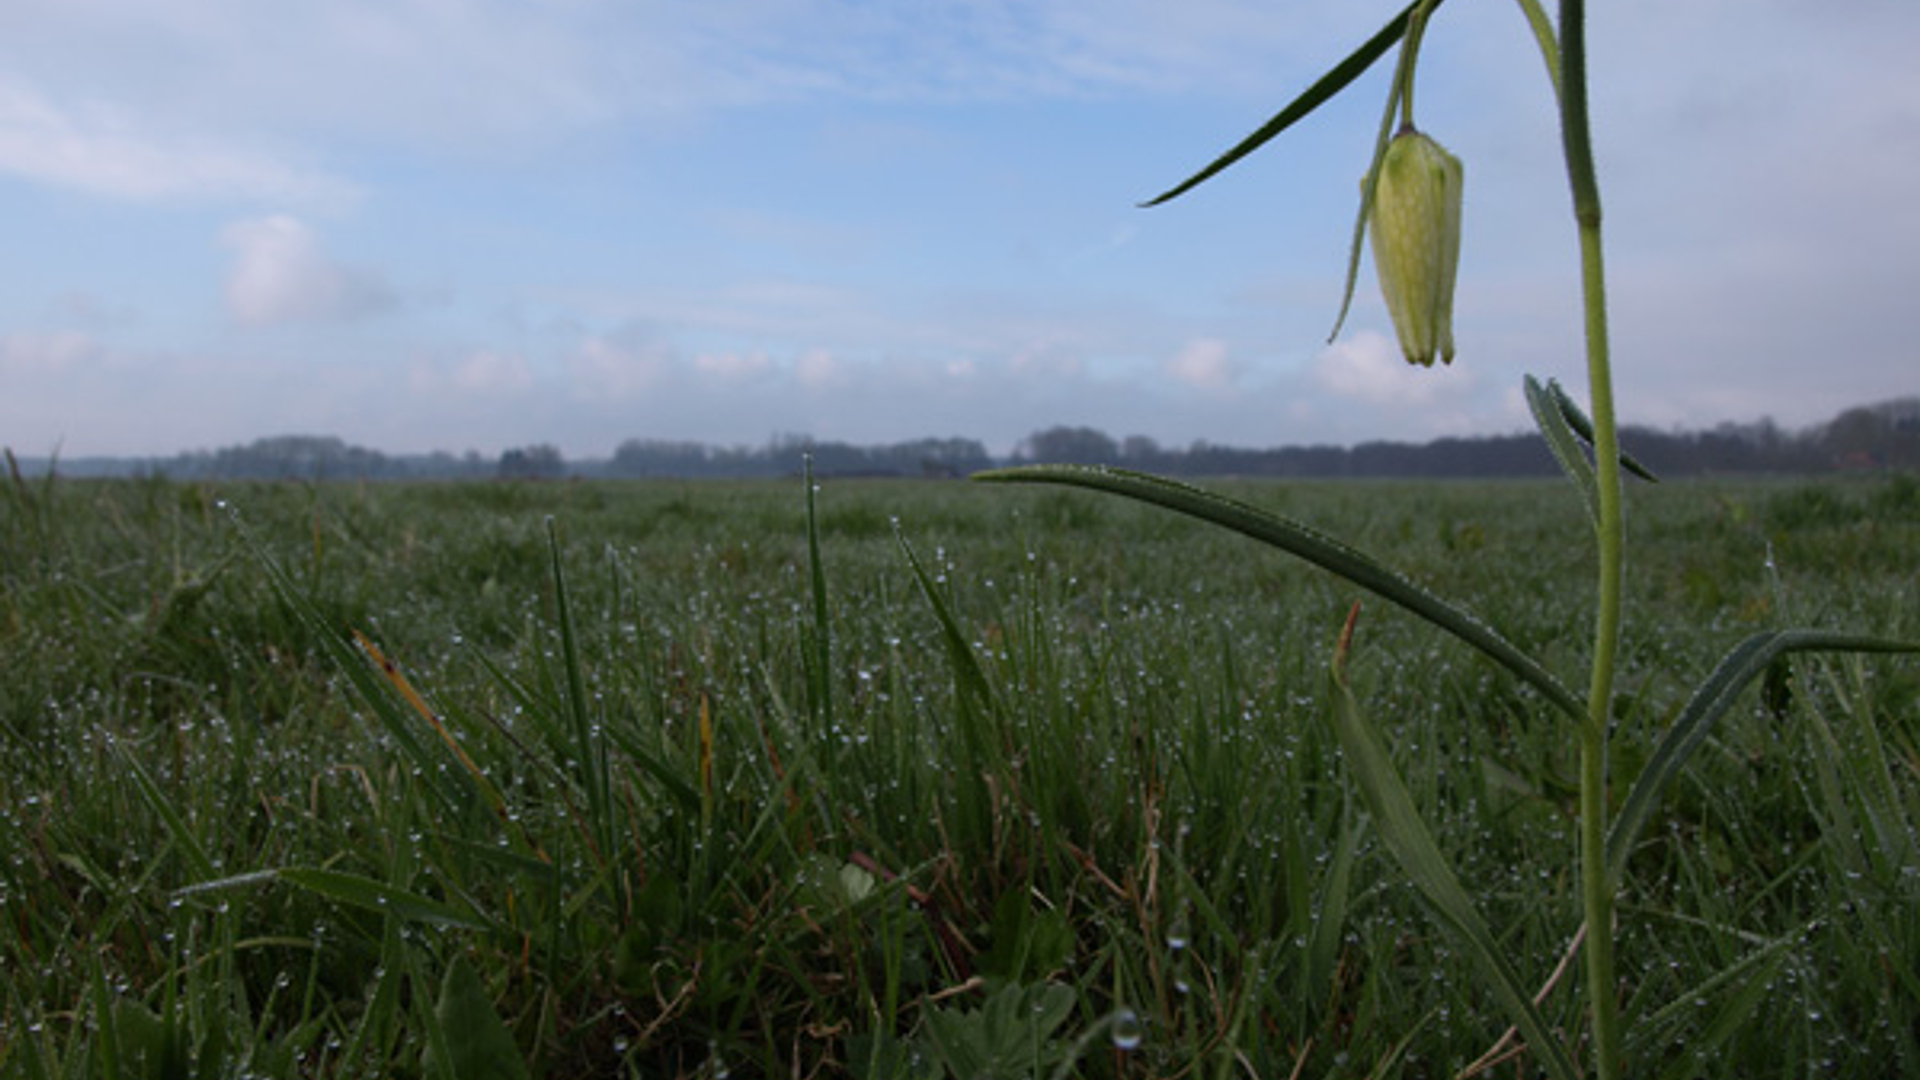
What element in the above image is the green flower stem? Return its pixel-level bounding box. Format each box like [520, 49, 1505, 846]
[1558, 1, 1624, 1077]
[1578, 216, 1624, 1080]
[1396, 0, 1437, 127]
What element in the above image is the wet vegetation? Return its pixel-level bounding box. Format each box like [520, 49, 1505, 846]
[2, 470, 1916, 1077]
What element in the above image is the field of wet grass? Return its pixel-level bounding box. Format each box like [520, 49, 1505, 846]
[3, 469, 1916, 1078]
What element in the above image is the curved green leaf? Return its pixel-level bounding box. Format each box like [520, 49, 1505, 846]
[1326, 665, 1581, 1080]
[1606, 629, 1920, 887]
[1546, 378, 1657, 482]
[975, 465, 1584, 719]
[1526, 374, 1600, 525]
[1140, 0, 1448, 207]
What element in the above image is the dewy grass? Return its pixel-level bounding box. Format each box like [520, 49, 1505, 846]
[1, 475, 1916, 1077]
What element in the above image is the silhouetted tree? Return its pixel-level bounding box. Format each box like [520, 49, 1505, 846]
[497, 444, 565, 480]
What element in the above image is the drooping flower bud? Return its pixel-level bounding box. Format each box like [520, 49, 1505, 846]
[1366, 128, 1463, 366]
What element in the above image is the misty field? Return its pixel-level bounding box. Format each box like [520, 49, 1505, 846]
[2, 470, 1917, 1078]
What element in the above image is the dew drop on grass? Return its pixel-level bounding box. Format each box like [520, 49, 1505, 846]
[1110, 1008, 1144, 1050]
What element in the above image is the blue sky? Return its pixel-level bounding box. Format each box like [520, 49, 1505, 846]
[3, 0, 1916, 458]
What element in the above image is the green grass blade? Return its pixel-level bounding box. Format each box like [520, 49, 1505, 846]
[1525, 374, 1600, 525]
[976, 465, 1584, 719]
[180, 867, 499, 932]
[545, 516, 614, 866]
[1326, 667, 1581, 1080]
[1644, 936, 1793, 1080]
[1629, 921, 1800, 1063]
[232, 511, 475, 818]
[1306, 816, 1361, 1008]
[112, 741, 219, 882]
[279, 867, 501, 932]
[804, 455, 834, 728]
[894, 524, 999, 716]
[1141, 0, 1447, 206]
[1606, 629, 1920, 887]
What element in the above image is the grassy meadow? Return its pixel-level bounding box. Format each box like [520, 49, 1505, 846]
[2, 468, 1917, 1078]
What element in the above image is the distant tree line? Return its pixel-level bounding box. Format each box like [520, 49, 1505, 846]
[23, 397, 1919, 481]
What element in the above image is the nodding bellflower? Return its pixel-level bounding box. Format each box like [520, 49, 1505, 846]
[1367, 128, 1463, 366]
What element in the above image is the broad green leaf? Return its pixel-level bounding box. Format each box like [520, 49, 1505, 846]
[1141, 0, 1448, 207]
[1526, 374, 1600, 525]
[1326, 667, 1581, 1080]
[423, 956, 533, 1080]
[1606, 629, 1920, 887]
[975, 465, 1584, 720]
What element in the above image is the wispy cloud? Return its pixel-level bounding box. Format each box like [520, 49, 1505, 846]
[0, 77, 357, 206]
[1166, 337, 1233, 389]
[220, 215, 396, 326]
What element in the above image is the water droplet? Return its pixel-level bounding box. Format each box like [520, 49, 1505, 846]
[1110, 1007, 1144, 1050]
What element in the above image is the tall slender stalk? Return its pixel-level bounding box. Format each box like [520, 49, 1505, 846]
[1557, 1, 1624, 1077]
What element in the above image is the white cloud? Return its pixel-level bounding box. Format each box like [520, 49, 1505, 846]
[407, 350, 535, 397]
[0, 329, 101, 376]
[220, 215, 395, 326]
[1008, 338, 1085, 380]
[794, 348, 845, 389]
[694, 351, 775, 381]
[1313, 330, 1473, 407]
[566, 332, 675, 399]
[0, 77, 356, 206]
[1166, 337, 1232, 389]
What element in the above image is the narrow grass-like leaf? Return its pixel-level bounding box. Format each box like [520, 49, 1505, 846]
[1326, 667, 1580, 1080]
[1629, 926, 1798, 1064]
[1526, 374, 1599, 525]
[976, 465, 1584, 719]
[89, 952, 122, 1080]
[1606, 629, 1920, 887]
[1141, 0, 1447, 207]
[280, 867, 502, 932]
[1547, 378, 1657, 482]
[1306, 817, 1361, 1007]
[181, 867, 499, 932]
[423, 955, 533, 1080]
[1650, 942, 1791, 1080]
[355, 630, 510, 817]
[231, 511, 475, 818]
[545, 517, 614, 867]
[112, 741, 219, 882]
[338, 917, 408, 1072]
[804, 455, 834, 728]
[467, 646, 702, 816]
[894, 524, 999, 716]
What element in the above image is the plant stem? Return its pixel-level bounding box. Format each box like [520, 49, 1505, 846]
[1558, 1, 1624, 1078]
